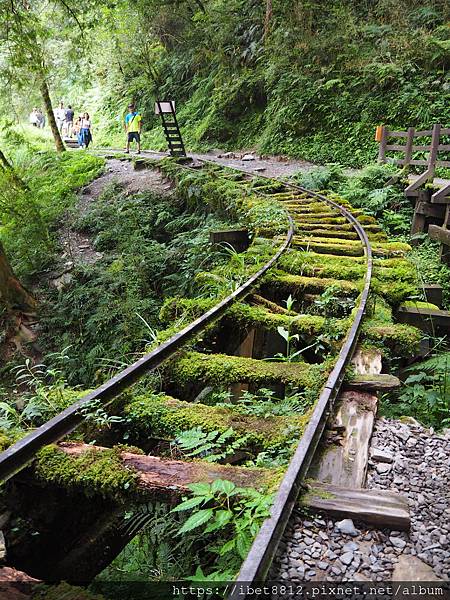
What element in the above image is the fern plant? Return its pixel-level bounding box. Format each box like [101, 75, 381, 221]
[173, 427, 250, 462]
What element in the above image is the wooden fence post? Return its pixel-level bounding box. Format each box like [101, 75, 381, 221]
[427, 123, 441, 182]
[403, 126, 415, 169]
[377, 126, 388, 163]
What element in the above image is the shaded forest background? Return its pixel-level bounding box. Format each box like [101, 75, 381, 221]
[1, 0, 449, 166]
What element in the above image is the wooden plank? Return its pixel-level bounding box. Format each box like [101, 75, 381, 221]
[307, 390, 377, 489]
[404, 126, 415, 166]
[413, 129, 433, 137]
[210, 228, 250, 252]
[397, 305, 450, 334]
[411, 145, 432, 151]
[424, 284, 443, 308]
[386, 144, 406, 151]
[301, 481, 410, 530]
[378, 125, 388, 162]
[409, 159, 430, 166]
[388, 130, 409, 138]
[428, 124, 441, 179]
[415, 201, 445, 218]
[431, 182, 450, 203]
[308, 348, 380, 488]
[52, 443, 271, 500]
[428, 224, 450, 246]
[345, 373, 400, 392]
[436, 160, 450, 168]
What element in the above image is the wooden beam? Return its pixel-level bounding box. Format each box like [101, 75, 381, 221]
[345, 373, 400, 392]
[424, 284, 443, 308]
[414, 202, 445, 219]
[209, 229, 250, 253]
[54, 443, 271, 500]
[397, 305, 450, 334]
[307, 348, 380, 488]
[301, 481, 410, 530]
[429, 224, 450, 246]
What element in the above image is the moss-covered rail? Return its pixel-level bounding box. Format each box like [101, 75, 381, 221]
[0, 156, 423, 591]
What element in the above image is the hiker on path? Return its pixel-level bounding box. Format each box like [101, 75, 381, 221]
[124, 103, 142, 154]
[73, 114, 82, 144]
[55, 101, 66, 133]
[29, 108, 38, 127]
[65, 105, 75, 137]
[79, 112, 92, 149]
[36, 109, 45, 128]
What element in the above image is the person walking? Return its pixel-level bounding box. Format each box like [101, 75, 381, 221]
[124, 103, 142, 154]
[79, 112, 92, 149]
[65, 105, 75, 138]
[55, 101, 66, 133]
[36, 109, 45, 128]
[29, 108, 38, 127]
[73, 114, 82, 145]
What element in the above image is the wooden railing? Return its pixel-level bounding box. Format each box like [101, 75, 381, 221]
[376, 124, 450, 201]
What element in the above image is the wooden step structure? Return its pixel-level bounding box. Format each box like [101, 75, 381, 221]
[302, 482, 410, 530]
[155, 100, 186, 157]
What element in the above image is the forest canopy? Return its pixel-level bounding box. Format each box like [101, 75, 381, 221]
[0, 0, 449, 165]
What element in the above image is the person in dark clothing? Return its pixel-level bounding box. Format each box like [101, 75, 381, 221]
[65, 105, 75, 137]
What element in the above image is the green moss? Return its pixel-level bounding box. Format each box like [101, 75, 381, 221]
[34, 445, 139, 500]
[265, 271, 360, 295]
[402, 300, 440, 310]
[363, 323, 421, 355]
[124, 393, 311, 451]
[167, 351, 326, 390]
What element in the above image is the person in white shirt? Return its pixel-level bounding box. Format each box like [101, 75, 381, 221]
[29, 108, 38, 127]
[55, 101, 66, 132]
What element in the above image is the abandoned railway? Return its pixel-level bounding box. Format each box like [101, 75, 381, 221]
[0, 154, 448, 598]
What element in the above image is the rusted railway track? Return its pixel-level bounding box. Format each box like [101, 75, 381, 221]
[0, 155, 384, 591]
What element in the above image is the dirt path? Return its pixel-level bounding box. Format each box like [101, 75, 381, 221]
[118, 148, 317, 179]
[53, 158, 172, 289]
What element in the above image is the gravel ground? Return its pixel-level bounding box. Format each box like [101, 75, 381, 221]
[272, 418, 450, 582]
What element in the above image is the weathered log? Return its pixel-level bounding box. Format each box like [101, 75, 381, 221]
[55, 443, 271, 501]
[301, 481, 410, 530]
[345, 373, 401, 392]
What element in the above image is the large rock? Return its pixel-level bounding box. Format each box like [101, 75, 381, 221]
[392, 556, 442, 581]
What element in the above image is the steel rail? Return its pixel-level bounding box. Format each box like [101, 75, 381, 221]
[0, 169, 294, 484]
[218, 176, 373, 597]
[99, 152, 373, 586]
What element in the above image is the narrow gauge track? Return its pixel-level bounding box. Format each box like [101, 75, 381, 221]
[0, 156, 376, 591]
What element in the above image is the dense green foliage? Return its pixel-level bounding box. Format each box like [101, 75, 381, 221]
[0, 127, 104, 275]
[79, 0, 449, 165]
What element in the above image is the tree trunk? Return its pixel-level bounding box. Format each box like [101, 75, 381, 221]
[264, 0, 273, 41]
[40, 79, 65, 153]
[0, 241, 36, 312]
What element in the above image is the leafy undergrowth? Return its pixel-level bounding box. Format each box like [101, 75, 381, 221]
[0, 126, 104, 277]
[380, 351, 450, 430]
[39, 179, 238, 386]
[90, 1, 449, 167]
[292, 162, 414, 237]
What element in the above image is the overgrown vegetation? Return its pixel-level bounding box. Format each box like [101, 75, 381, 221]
[40, 177, 237, 385]
[83, 0, 449, 166]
